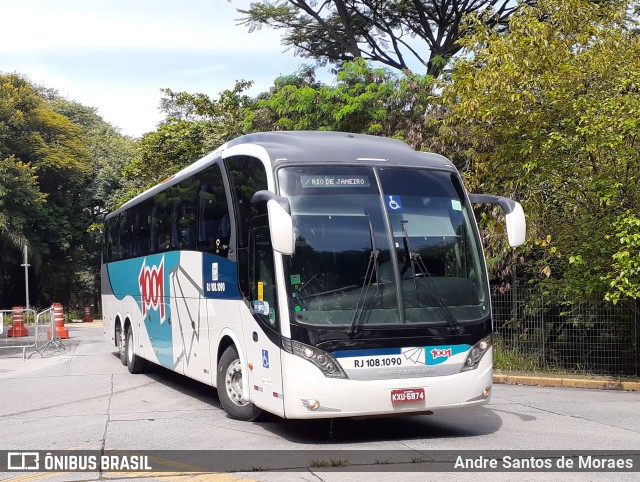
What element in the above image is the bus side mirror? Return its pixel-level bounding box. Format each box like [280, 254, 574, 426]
[251, 190, 295, 255]
[468, 194, 526, 247]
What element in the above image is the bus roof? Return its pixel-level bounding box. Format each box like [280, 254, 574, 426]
[107, 131, 455, 219]
[226, 131, 452, 168]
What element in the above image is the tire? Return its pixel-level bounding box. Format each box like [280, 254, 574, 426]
[117, 325, 127, 365]
[125, 328, 146, 374]
[216, 346, 262, 421]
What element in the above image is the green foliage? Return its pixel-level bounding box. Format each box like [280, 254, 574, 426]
[0, 72, 136, 308]
[128, 61, 435, 198]
[247, 60, 435, 148]
[604, 213, 640, 304]
[441, 0, 640, 296]
[128, 119, 211, 193]
[43, 92, 138, 307]
[126, 81, 257, 197]
[0, 155, 44, 251]
[248, 61, 393, 133]
[493, 338, 543, 372]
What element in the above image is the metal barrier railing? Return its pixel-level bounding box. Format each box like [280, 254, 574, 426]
[1, 307, 39, 360]
[0, 307, 65, 360]
[492, 286, 639, 377]
[30, 306, 66, 358]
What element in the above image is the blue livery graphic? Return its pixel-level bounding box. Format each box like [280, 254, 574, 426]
[333, 345, 471, 366]
[202, 253, 241, 299]
[425, 344, 470, 365]
[107, 252, 180, 368]
[332, 347, 401, 358]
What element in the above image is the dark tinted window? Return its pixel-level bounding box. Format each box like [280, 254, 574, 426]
[118, 213, 132, 260]
[225, 156, 268, 297]
[150, 190, 173, 253]
[225, 156, 268, 248]
[104, 216, 118, 262]
[249, 216, 278, 330]
[173, 178, 199, 250]
[197, 164, 231, 256]
[132, 200, 151, 257]
[104, 162, 233, 261]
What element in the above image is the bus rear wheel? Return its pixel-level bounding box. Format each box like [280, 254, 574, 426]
[217, 346, 262, 421]
[125, 328, 146, 374]
[116, 325, 126, 365]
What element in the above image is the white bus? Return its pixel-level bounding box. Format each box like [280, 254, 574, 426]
[101, 131, 525, 421]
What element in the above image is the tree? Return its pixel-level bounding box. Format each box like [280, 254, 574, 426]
[124, 80, 256, 195]
[0, 156, 44, 253]
[247, 60, 434, 148]
[440, 0, 640, 297]
[0, 73, 93, 306]
[0, 73, 136, 308]
[147, 60, 434, 161]
[0, 155, 44, 309]
[604, 213, 640, 311]
[236, 0, 524, 77]
[41, 90, 138, 308]
[127, 119, 212, 192]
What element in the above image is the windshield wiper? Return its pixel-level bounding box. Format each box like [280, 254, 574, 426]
[346, 220, 380, 337]
[401, 221, 462, 335]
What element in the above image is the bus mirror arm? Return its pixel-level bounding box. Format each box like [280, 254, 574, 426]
[251, 190, 295, 255]
[251, 190, 291, 215]
[468, 194, 526, 247]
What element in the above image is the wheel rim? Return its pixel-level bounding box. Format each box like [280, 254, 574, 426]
[127, 332, 133, 363]
[225, 359, 248, 407]
[118, 329, 125, 355]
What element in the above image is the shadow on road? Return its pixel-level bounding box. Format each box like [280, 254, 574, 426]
[119, 350, 503, 444]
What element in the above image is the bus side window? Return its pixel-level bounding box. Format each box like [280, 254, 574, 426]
[169, 178, 197, 250]
[133, 200, 151, 258]
[105, 216, 118, 262]
[225, 156, 268, 299]
[249, 217, 278, 330]
[197, 164, 231, 256]
[151, 192, 172, 253]
[118, 212, 130, 260]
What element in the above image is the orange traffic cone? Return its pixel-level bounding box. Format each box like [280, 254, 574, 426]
[82, 306, 93, 323]
[48, 303, 69, 339]
[7, 306, 28, 337]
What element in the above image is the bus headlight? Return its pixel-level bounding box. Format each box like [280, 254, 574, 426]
[282, 338, 348, 379]
[460, 335, 492, 372]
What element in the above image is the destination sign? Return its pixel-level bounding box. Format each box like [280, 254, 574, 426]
[301, 175, 370, 188]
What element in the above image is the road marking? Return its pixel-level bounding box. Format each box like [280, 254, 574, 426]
[102, 472, 252, 481]
[2, 474, 60, 482]
[3, 472, 253, 482]
[101, 454, 255, 481]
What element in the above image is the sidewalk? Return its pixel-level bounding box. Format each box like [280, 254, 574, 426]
[493, 370, 640, 391]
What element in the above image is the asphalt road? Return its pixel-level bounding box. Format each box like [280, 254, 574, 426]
[1, 323, 639, 481]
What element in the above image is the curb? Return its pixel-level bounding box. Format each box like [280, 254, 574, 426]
[67, 320, 104, 327]
[493, 372, 640, 391]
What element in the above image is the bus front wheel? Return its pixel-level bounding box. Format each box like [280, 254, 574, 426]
[217, 346, 262, 421]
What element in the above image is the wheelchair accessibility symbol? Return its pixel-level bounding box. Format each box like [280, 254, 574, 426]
[386, 195, 403, 212]
[262, 349, 270, 368]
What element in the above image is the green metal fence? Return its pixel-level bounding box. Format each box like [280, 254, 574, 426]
[491, 287, 639, 377]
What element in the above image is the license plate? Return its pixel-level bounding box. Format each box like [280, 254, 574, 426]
[391, 388, 425, 404]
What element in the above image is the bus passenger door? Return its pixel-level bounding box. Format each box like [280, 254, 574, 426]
[243, 217, 285, 417]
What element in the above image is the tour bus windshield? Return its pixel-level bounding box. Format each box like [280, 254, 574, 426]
[277, 166, 489, 329]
